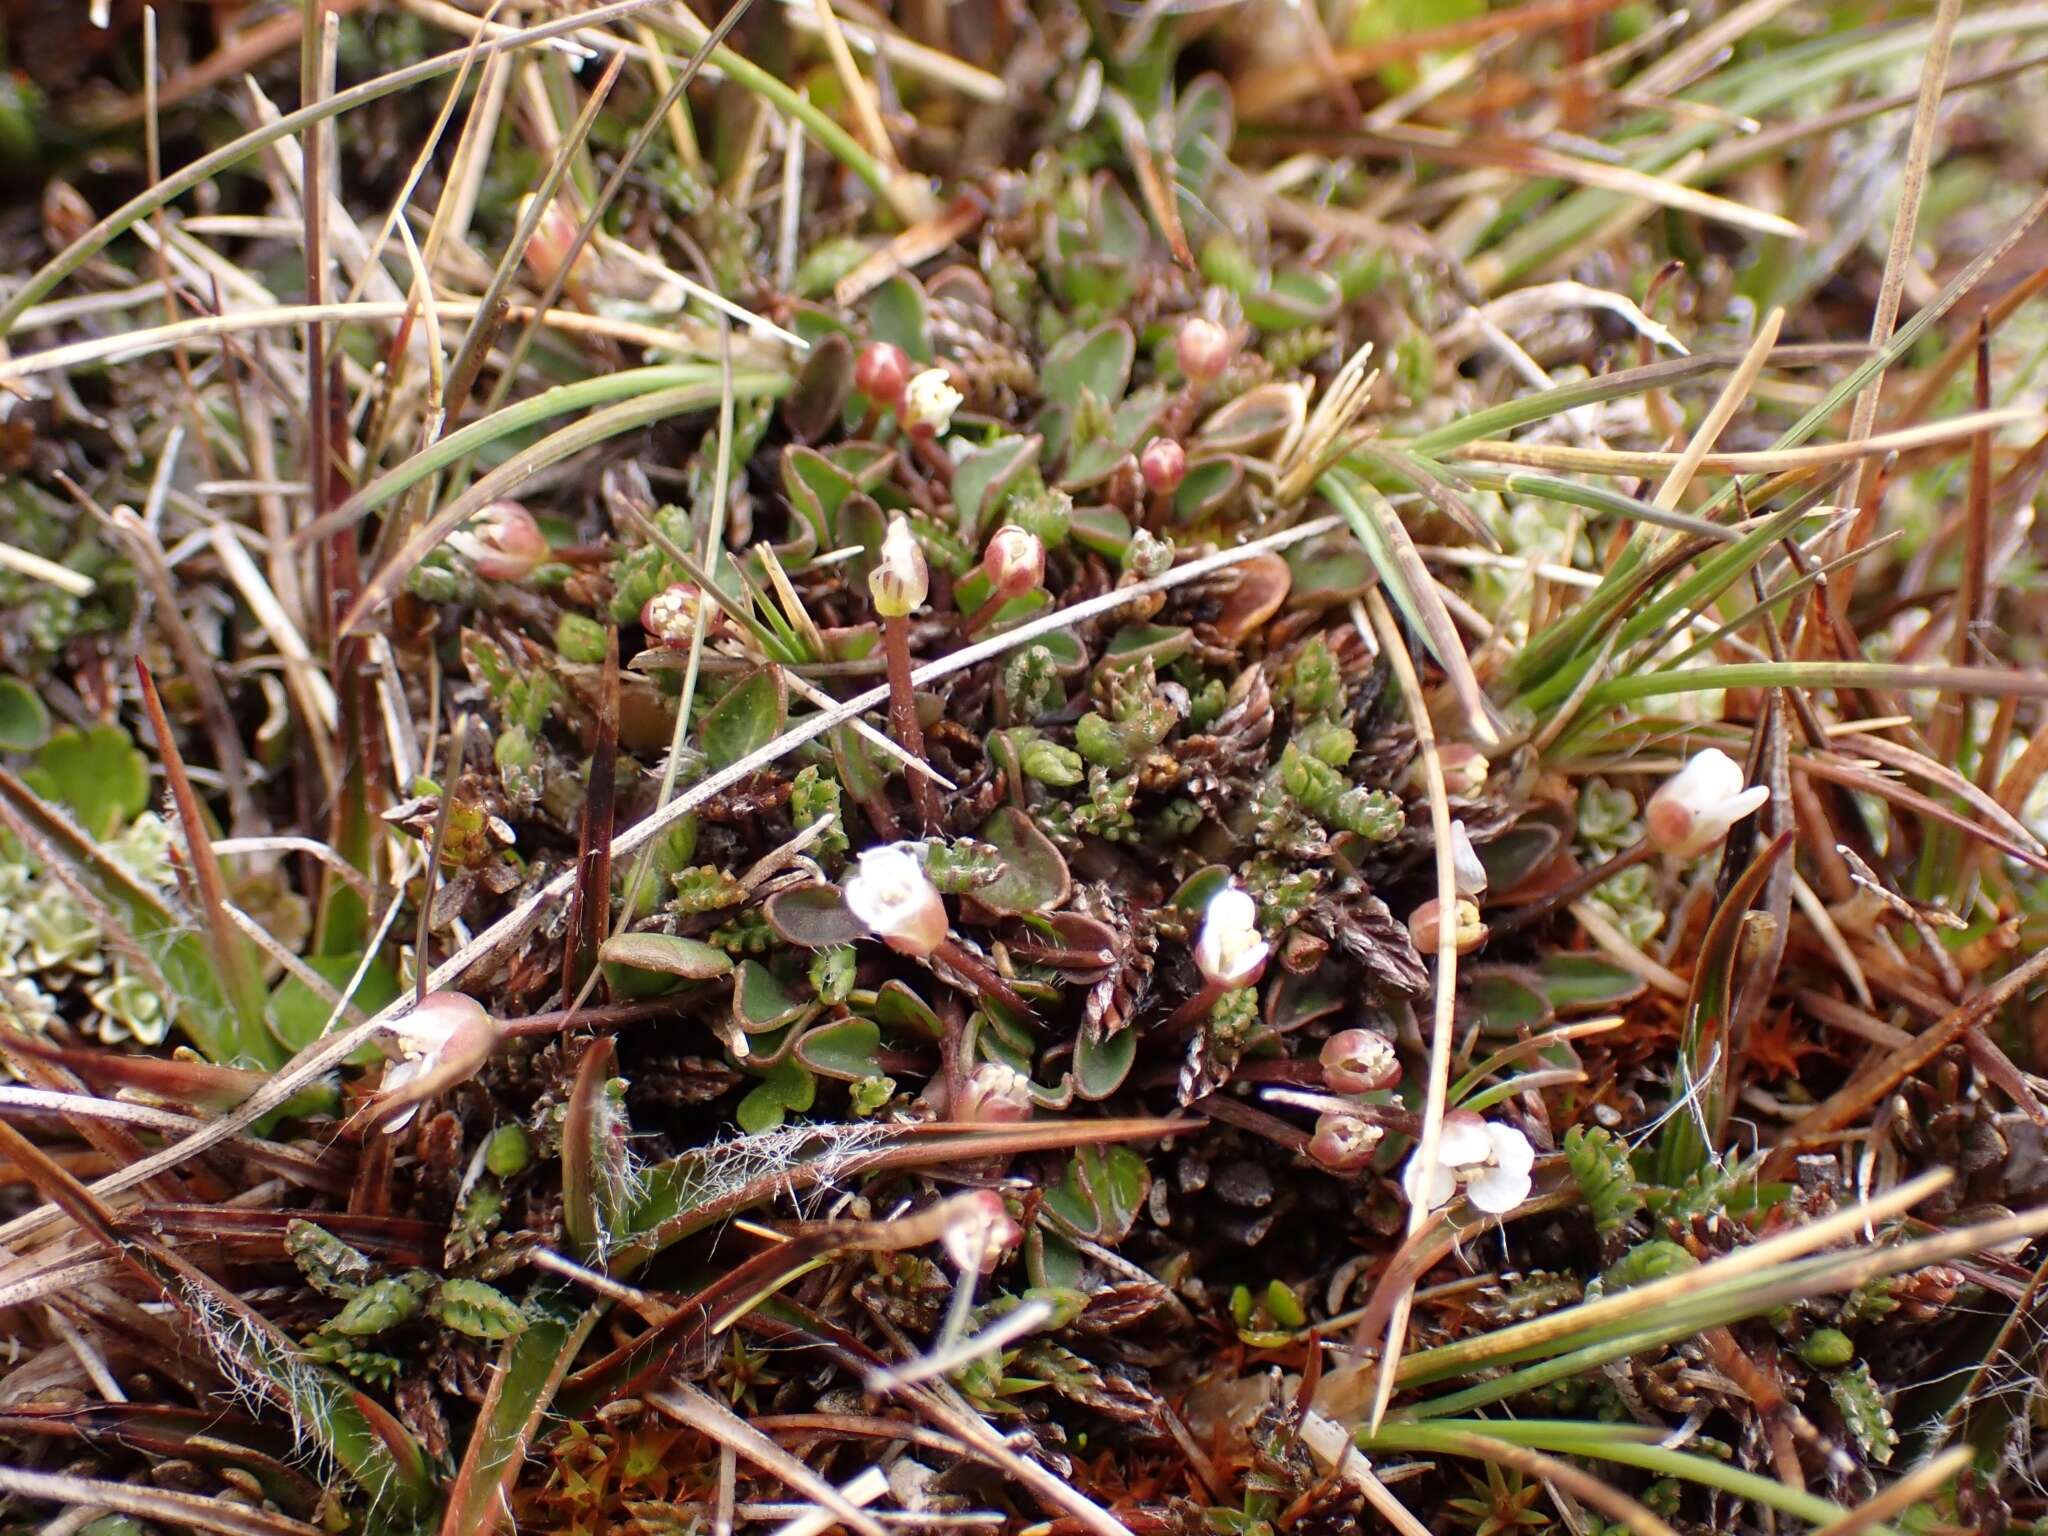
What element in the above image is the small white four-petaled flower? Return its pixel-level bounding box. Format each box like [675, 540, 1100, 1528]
[1401, 1109, 1534, 1215]
[843, 842, 948, 958]
[869, 516, 930, 618]
[1193, 882, 1269, 989]
[1646, 747, 1771, 858]
[902, 368, 963, 436]
[376, 991, 501, 1132]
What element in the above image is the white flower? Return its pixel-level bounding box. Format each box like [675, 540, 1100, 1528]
[1646, 747, 1771, 858]
[902, 368, 963, 435]
[1401, 1111, 1533, 1216]
[940, 1189, 1024, 1274]
[1450, 821, 1488, 898]
[1193, 882, 1269, 988]
[375, 991, 500, 1132]
[843, 843, 948, 958]
[869, 516, 930, 618]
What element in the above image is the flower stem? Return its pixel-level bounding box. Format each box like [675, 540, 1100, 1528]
[933, 937, 1031, 1016]
[1160, 979, 1225, 1038]
[883, 614, 943, 833]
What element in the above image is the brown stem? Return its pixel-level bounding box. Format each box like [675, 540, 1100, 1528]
[931, 937, 1032, 1017]
[1160, 383, 1204, 440]
[909, 429, 955, 487]
[1490, 837, 1656, 933]
[1158, 979, 1225, 1039]
[959, 590, 1010, 637]
[883, 614, 943, 833]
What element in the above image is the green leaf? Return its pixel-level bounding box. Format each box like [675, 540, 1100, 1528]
[733, 960, 816, 1033]
[793, 1017, 883, 1081]
[1563, 1125, 1642, 1239]
[872, 979, 942, 1039]
[1243, 267, 1342, 331]
[698, 666, 787, 771]
[1655, 833, 1791, 1183]
[1073, 1027, 1136, 1100]
[764, 884, 869, 948]
[1457, 967, 1554, 1037]
[0, 677, 50, 752]
[1041, 321, 1135, 418]
[952, 434, 1042, 540]
[736, 1057, 816, 1132]
[972, 806, 1072, 915]
[270, 951, 403, 1056]
[0, 769, 282, 1067]
[25, 723, 148, 838]
[1058, 389, 1168, 489]
[1196, 382, 1306, 454]
[433, 1278, 528, 1340]
[440, 1294, 601, 1536]
[869, 275, 933, 362]
[598, 932, 735, 980]
[1042, 1145, 1150, 1242]
[1537, 952, 1647, 1013]
[1172, 74, 1235, 194]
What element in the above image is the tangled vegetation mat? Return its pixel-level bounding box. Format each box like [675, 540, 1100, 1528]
[2, 0, 2048, 1532]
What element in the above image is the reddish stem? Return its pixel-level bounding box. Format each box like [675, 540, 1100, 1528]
[883, 613, 943, 833]
[932, 937, 1032, 1017]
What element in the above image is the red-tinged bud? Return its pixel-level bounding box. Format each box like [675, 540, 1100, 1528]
[1139, 437, 1187, 496]
[1410, 897, 1487, 956]
[451, 501, 550, 581]
[981, 524, 1045, 600]
[855, 341, 912, 406]
[1320, 1028, 1401, 1094]
[1309, 1112, 1383, 1171]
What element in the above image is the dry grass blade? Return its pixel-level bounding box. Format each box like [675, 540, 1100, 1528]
[0, 1464, 324, 1536]
[650, 1383, 894, 1536]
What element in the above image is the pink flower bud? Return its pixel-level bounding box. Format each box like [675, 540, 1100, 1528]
[450, 501, 549, 582]
[855, 341, 912, 406]
[1410, 896, 1487, 956]
[517, 194, 589, 289]
[1176, 317, 1233, 384]
[1139, 437, 1187, 495]
[843, 843, 948, 958]
[374, 991, 501, 1132]
[1194, 882, 1269, 989]
[955, 1061, 1034, 1124]
[981, 525, 1045, 601]
[869, 516, 930, 618]
[1646, 747, 1771, 858]
[640, 582, 719, 647]
[1320, 1028, 1401, 1094]
[1309, 1112, 1383, 1171]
